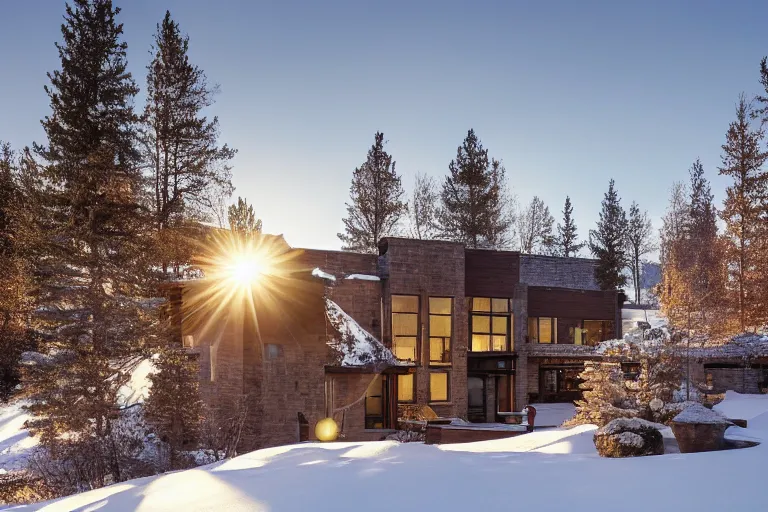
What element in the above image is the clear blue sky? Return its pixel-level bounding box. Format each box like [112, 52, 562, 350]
[1, 1, 767, 253]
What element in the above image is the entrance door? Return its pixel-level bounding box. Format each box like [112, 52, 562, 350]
[496, 374, 514, 416]
[467, 376, 485, 422]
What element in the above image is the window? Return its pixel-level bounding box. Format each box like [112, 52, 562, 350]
[265, 343, 282, 360]
[582, 320, 614, 346]
[429, 297, 452, 365]
[621, 362, 641, 380]
[365, 375, 391, 429]
[529, 317, 557, 343]
[470, 297, 512, 352]
[392, 295, 419, 362]
[430, 372, 450, 402]
[397, 373, 415, 403]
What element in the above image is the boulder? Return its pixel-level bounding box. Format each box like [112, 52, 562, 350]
[594, 417, 665, 458]
[671, 403, 732, 453]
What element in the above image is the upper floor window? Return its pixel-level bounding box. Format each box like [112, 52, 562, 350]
[470, 297, 513, 352]
[429, 297, 452, 366]
[392, 295, 419, 362]
[528, 317, 556, 343]
[583, 320, 614, 345]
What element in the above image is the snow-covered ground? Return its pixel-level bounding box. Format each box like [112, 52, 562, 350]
[17, 393, 768, 511]
[530, 402, 576, 427]
[0, 358, 156, 476]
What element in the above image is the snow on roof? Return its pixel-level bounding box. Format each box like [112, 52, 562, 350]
[345, 274, 380, 281]
[689, 334, 768, 359]
[324, 298, 399, 368]
[673, 403, 731, 425]
[311, 267, 336, 282]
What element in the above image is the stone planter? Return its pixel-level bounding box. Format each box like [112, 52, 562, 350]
[593, 418, 664, 458]
[671, 403, 732, 453]
[671, 422, 730, 453]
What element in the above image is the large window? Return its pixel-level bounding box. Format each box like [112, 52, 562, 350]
[397, 373, 415, 403]
[470, 297, 513, 352]
[429, 297, 452, 366]
[392, 295, 419, 362]
[365, 375, 391, 429]
[583, 320, 614, 346]
[529, 318, 612, 345]
[430, 372, 450, 402]
[528, 317, 557, 344]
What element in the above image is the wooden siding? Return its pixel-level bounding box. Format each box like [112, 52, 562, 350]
[527, 286, 617, 319]
[465, 249, 520, 297]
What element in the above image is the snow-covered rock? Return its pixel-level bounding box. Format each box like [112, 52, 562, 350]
[594, 417, 664, 457]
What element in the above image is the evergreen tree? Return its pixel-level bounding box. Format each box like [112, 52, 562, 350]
[141, 11, 236, 274]
[553, 196, 585, 257]
[29, 0, 157, 480]
[517, 196, 555, 254]
[0, 143, 36, 401]
[718, 95, 767, 332]
[589, 180, 628, 290]
[338, 132, 406, 253]
[227, 196, 262, 237]
[144, 348, 202, 469]
[439, 129, 513, 248]
[408, 172, 438, 240]
[625, 201, 655, 304]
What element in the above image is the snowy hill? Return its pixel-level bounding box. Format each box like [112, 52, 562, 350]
[15, 394, 768, 511]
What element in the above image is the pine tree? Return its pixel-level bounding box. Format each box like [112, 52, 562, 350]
[718, 95, 767, 332]
[141, 11, 236, 274]
[439, 129, 513, 248]
[338, 132, 406, 253]
[408, 172, 438, 240]
[227, 196, 262, 237]
[517, 196, 555, 254]
[29, 0, 158, 480]
[589, 180, 628, 290]
[144, 348, 202, 469]
[553, 196, 585, 257]
[567, 361, 629, 427]
[0, 143, 36, 401]
[625, 202, 655, 304]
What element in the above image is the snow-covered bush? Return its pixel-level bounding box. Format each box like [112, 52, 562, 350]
[385, 430, 425, 443]
[567, 331, 684, 427]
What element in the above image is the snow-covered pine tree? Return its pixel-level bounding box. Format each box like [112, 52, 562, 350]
[567, 360, 629, 427]
[144, 348, 202, 469]
[554, 196, 585, 257]
[517, 196, 555, 254]
[408, 172, 439, 240]
[29, 0, 158, 483]
[228, 196, 262, 237]
[718, 95, 767, 332]
[625, 202, 655, 304]
[141, 11, 236, 274]
[338, 132, 406, 253]
[589, 179, 628, 290]
[439, 129, 513, 248]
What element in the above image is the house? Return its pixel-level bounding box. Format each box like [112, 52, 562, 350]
[169, 235, 624, 451]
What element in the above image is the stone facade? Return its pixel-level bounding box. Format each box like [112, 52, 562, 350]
[177, 236, 624, 451]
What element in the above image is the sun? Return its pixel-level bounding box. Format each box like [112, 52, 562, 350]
[226, 253, 266, 288]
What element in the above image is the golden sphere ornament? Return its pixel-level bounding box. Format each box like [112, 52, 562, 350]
[315, 417, 339, 442]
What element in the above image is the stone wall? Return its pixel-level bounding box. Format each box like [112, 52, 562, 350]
[380, 238, 468, 420]
[519, 255, 599, 290]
